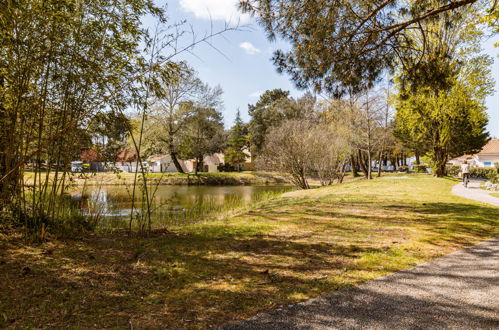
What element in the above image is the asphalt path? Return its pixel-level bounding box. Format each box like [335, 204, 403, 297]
[222, 182, 499, 329]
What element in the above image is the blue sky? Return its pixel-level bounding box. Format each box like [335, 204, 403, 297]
[158, 0, 498, 137]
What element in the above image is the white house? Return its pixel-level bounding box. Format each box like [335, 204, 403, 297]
[202, 153, 225, 173]
[147, 154, 181, 173]
[449, 139, 499, 168]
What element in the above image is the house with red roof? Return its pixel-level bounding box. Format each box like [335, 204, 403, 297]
[449, 139, 499, 168]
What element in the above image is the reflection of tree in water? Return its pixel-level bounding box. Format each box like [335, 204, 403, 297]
[71, 185, 294, 227]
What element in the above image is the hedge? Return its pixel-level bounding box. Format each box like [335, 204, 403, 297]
[414, 165, 428, 173]
[445, 165, 498, 181]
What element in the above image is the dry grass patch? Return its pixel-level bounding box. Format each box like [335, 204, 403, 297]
[1, 175, 498, 328]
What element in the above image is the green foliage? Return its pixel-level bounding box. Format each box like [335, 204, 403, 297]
[225, 111, 249, 170]
[413, 165, 428, 173]
[482, 5, 498, 47]
[178, 105, 225, 173]
[398, 165, 409, 173]
[445, 165, 498, 181]
[240, 0, 486, 94]
[394, 8, 493, 177]
[248, 90, 315, 156]
[0, 0, 164, 229]
[143, 63, 211, 168]
[446, 165, 461, 177]
[469, 167, 498, 180]
[88, 111, 132, 161]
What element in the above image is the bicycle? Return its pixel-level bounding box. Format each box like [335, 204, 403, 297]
[463, 174, 469, 188]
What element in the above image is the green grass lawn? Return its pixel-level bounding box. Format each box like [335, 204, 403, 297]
[490, 193, 499, 198]
[24, 170, 292, 186]
[1, 174, 497, 328]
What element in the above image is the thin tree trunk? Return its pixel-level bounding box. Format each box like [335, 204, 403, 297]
[377, 151, 383, 177]
[170, 151, 184, 173]
[350, 154, 359, 177]
[358, 149, 369, 178]
[367, 150, 372, 180]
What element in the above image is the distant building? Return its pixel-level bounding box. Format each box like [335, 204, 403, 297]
[71, 150, 105, 172]
[147, 154, 182, 173]
[202, 153, 225, 173]
[115, 147, 144, 173]
[449, 139, 499, 167]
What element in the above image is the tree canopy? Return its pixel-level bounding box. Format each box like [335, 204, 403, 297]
[394, 6, 493, 176]
[225, 110, 250, 170]
[239, 0, 492, 95]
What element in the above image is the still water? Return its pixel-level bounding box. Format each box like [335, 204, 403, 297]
[71, 185, 294, 228]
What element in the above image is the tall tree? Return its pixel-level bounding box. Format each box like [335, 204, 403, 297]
[87, 111, 132, 162]
[248, 89, 316, 156]
[178, 105, 226, 175]
[239, 0, 492, 95]
[394, 6, 493, 176]
[225, 110, 249, 171]
[0, 0, 164, 223]
[147, 62, 218, 173]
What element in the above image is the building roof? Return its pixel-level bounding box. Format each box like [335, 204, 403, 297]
[456, 155, 474, 160]
[147, 154, 170, 161]
[478, 139, 499, 155]
[81, 150, 102, 162]
[116, 147, 137, 162]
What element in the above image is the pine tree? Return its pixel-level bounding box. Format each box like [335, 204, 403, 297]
[225, 110, 249, 171]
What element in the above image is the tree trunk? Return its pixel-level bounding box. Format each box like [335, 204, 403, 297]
[415, 151, 420, 165]
[0, 84, 20, 212]
[358, 149, 369, 178]
[377, 151, 383, 177]
[350, 154, 359, 177]
[170, 151, 184, 173]
[433, 146, 448, 177]
[367, 150, 372, 180]
[195, 158, 202, 176]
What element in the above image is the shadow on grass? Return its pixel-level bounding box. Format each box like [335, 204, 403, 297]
[223, 237, 499, 329]
[1, 189, 498, 328]
[0, 227, 383, 329]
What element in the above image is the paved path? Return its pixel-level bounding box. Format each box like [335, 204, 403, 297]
[452, 180, 499, 207]
[222, 184, 499, 329]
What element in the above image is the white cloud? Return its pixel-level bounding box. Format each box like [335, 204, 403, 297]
[179, 0, 251, 24]
[249, 90, 263, 98]
[240, 41, 261, 55]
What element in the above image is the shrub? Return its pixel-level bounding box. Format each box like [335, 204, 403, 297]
[398, 165, 409, 173]
[469, 167, 497, 179]
[446, 165, 461, 177]
[414, 164, 428, 173]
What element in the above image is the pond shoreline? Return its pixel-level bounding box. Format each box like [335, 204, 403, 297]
[24, 171, 292, 187]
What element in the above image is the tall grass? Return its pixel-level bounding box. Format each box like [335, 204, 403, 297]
[92, 188, 290, 230]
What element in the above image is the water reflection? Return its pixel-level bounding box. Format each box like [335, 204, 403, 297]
[71, 185, 293, 227]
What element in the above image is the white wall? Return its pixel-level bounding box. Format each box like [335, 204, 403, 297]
[475, 155, 499, 168]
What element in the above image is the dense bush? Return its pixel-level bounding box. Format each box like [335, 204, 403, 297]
[469, 167, 497, 179]
[398, 165, 409, 173]
[446, 165, 461, 177]
[414, 164, 428, 173]
[446, 165, 498, 181]
[217, 164, 238, 172]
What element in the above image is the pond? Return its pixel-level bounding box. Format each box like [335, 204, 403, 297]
[71, 185, 294, 229]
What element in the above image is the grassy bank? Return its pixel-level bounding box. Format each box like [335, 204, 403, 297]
[1, 175, 497, 328]
[24, 171, 292, 186]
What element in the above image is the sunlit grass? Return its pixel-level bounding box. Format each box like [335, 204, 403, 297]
[1, 174, 497, 329]
[24, 171, 292, 186]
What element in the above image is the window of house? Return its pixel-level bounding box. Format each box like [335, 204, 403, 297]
[484, 162, 492, 167]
